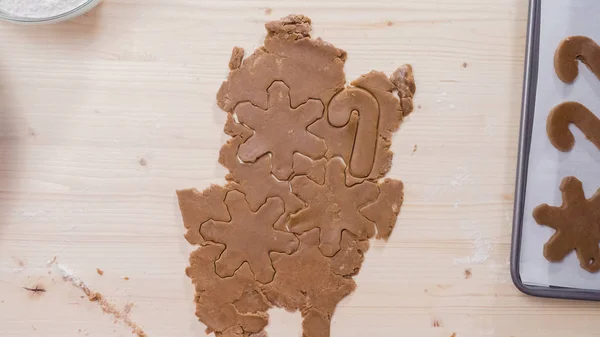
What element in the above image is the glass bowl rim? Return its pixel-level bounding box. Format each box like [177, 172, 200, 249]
[0, 0, 101, 24]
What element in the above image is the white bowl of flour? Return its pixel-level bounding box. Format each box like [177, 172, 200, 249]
[0, 0, 101, 24]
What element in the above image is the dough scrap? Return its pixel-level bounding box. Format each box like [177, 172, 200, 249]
[289, 158, 379, 256]
[224, 113, 253, 141]
[201, 190, 299, 283]
[533, 176, 600, 273]
[179, 14, 416, 337]
[292, 153, 327, 185]
[547, 101, 600, 152]
[186, 244, 270, 335]
[554, 36, 600, 83]
[390, 64, 417, 116]
[216, 15, 347, 112]
[177, 185, 231, 245]
[360, 178, 405, 240]
[262, 229, 357, 332]
[229, 47, 245, 71]
[329, 231, 370, 277]
[235, 81, 327, 180]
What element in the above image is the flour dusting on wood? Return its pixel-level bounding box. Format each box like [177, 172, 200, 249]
[51, 260, 147, 337]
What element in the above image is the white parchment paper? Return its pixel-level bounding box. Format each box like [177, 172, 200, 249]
[519, 0, 600, 289]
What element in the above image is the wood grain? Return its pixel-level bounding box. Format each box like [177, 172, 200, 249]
[2, 0, 596, 336]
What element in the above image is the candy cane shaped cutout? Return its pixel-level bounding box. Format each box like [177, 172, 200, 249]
[328, 88, 379, 178]
[547, 102, 600, 152]
[555, 36, 600, 83]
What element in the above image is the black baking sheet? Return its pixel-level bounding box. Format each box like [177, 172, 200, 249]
[511, 0, 600, 300]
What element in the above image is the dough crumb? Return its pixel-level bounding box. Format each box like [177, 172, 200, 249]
[462, 62, 468, 68]
[264, 8, 272, 15]
[228, 46, 245, 70]
[96, 268, 104, 276]
[385, 20, 393, 26]
[124, 277, 130, 281]
[390, 64, 416, 115]
[433, 319, 441, 327]
[412, 144, 418, 154]
[265, 14, 312, 40]
[464, 268, 471, 279]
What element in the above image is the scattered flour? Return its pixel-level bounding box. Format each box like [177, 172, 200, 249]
[55, 262, 89, 290]
[453, 220, 493, 265]
[52, 260, 148, 337]
[450, 166, 471, 187]
[21, 210, 47, 218]
[0, 0, 87, 18]
[482, 123, 493, 138]
[454, 235, 492, 265]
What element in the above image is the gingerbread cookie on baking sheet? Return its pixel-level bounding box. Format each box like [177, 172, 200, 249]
[547, 102, 600, 152]
[555, 35, 600, 83]
[533, 176, 600, 273]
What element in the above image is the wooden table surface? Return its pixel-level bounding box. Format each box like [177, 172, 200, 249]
[1, 1, 599, 336]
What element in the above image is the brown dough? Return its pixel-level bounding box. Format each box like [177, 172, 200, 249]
[235, 81, 327, 180]
[217, 15, 347, 112]
[360, 178, 404, 240]
[329, 231, 370, 277]
[229, 47, 245, 71]
[554, 36, 600, 83]
[201, 190, 299, 283]
[308, 112, 358, 166]
[219, 136, 304, 231]
[355, 71, 404, 140]
[309, 70, 414, 184]
[292, 153, 327, 185]
[390, 64, 417, 115]
[179, 14, 416, 337]
[186, 244, 270, 335]
[533, 176, 600, 273]
[547, 101, 600, 152]
[262, 229, 357, 333]
[289, 158, 379, 256]
[327, 87, 379, 178]
[224, 113, 253, 141]
[176, 185, 231, 245]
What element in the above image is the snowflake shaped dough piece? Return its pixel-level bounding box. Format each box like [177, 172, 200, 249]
[289, 157, 379, 256]
[533, 176, 600, 273]
[201, 190, 299, 283]
[235, 81, 327, 180]
[219, 135, 304, 231]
